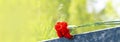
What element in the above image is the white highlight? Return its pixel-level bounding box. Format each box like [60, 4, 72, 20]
[67, 25, 77, 29]
[87, 0, 108, 13]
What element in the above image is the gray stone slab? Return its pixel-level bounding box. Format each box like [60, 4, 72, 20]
[44, 27, 120, 42]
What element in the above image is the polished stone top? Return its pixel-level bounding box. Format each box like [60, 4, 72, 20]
[44, 27, 120, 42]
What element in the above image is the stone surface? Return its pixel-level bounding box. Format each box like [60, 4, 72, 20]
[45, 27, 120, 42]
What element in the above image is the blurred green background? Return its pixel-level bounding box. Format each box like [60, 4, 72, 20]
[0, 0, 120, 42]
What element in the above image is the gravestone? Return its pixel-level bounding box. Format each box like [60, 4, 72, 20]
[43, 27, 120, 42]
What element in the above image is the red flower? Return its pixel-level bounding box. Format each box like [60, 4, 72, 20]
[55, 21, 73, 39]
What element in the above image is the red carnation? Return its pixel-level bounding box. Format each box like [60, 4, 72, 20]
[55, 21, 73, 39]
